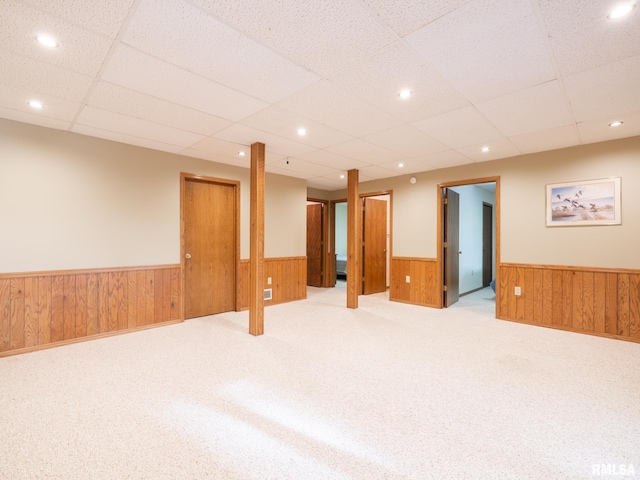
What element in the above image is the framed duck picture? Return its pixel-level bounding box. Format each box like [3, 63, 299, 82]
[546, 177, 621, 227]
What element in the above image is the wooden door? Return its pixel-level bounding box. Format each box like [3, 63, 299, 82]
[362, 197, 387, 294]
[307, 203, 324, 287]
[443, 188, 460, 307]
[184, 179, 236, 318]
[482, 202, 493, 287]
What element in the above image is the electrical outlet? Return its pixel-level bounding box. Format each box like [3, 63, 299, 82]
[405, 275, 410, 283]
[514, 286, 521, 296]
[267, 277, 272, 285]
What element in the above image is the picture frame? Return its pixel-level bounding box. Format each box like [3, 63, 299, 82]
[546, 177, 621, 227]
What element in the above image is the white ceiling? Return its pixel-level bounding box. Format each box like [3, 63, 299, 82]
[2, 0, 639, 190]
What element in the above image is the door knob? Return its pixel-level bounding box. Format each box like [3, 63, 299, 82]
[185, 253, 192, 259]
[458, 251, 462, 254]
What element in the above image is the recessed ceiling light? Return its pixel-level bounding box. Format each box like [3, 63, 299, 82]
[238, 151, 246, 156]
[608, 2, 635, 18]
[36, 34, 58, 48]
[340, 174, 345, 179]
[297, 127, 307, 136]
[398, 162, 404, 168]
[481, 146, 490, 153]
[28, 100, 44, 109]
[398, 89, 412, 100]
[609, 120, 624, 127]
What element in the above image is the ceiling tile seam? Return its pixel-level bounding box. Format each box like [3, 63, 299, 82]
[181, 0, 324, 80]
[178, 148, 239, 163]
[324, 41, 470, 128]
[269, 76, 394, 130]
[84, 80, 231, 138]
[287, 151, 371, 172]
[394, 0, 477, 39]
[355, 0, 404, 42]
[0, 100, 74, 123]
[0, 47, 96, 99]
[72, 123, 187, 152]
[15, 0, 119, 40]
[529, 0, 582, 144]
[68, 0, 145, 131]
[398, 38, 474, 116]
[114, 41, 282, 124]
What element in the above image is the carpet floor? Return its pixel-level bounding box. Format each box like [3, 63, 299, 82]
[1, 286, 638, 479]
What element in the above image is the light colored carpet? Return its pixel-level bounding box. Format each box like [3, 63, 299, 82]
[1, 287, 638, 479]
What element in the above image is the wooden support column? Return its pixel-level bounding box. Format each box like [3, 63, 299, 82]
[249, 142, 265, 336]
[347, 169, 360, 309]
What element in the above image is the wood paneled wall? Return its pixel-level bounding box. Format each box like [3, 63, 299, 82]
[0, 265, 181, 357]
[238, 257, 306, 310]
[499, 263, 640, 342]
[390, 257, 439, 307]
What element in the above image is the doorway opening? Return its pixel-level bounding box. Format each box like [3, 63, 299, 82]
[331, 192, 391, 295]
[439, 178, 499, 311]
[306, 198, 332, 287]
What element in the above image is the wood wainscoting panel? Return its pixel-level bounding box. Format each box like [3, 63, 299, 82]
[0, 265, 181, 357]
[499, 263, 640, 343]
[390, 257, 439, 307]
[237, 257, 307, 310]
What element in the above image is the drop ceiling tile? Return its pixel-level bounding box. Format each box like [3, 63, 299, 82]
[19, 0, 135, 38]
[214, 124, 316, 158]
[265, 152, 287, 166]
[188, 136, 249, 159]
[240, 105, 353, 149]
[268, 158, 340, 178]
[293, 150, 369, 171]
[455, 138, 521, 162]
[181, 148, 249, 169]
[0, 1, 113, 76]
[270, 158, 339, 177]
[325, 139, 400, 165]
[328, 41, 468, 122]
[0, 105, 70, 130]
[509, 124, 581, 154]
[72, 124, 184, 153]
[192, 0, 397, 77]
[364, 124, 448, 157]
[87, 82, 232, 136]
[0, 49, 93, 102]
[75, 106, 205, 147]
[537, 0, 640, 76]
[101, 45, 269, 122]
[0, 83, 81, 121]
[278, 80, 403, 137]
[475, 80, 574, 137]
[377, 159, 432, 175]
[358, 165, 403, 180]
[412, 106, 503, 149]
[306, 175, 348, 190]
[363, 0, 472, 37]
[419, 149, 474, 169]
[564, 55, 640, 122]
[123, 0, 319, 103]
[405, 0, 554, 103]
[576, 112, 640, 144]
[266, 165, 316, 180]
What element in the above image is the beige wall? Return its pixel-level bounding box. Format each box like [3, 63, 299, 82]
[0, 119, 306, 273]
[329, 136, 640, 269]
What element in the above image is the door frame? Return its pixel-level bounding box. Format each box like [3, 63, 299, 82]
[436, 177, 500, 311]
[180, 172, 241, 318]
[330, 190, 393, 293]
[307, 198, 332, 287]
